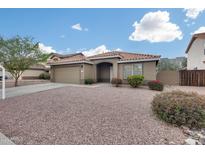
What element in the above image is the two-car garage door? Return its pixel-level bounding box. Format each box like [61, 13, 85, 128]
[52, 65, 81, 84]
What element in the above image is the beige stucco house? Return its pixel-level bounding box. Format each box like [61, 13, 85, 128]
[48, 51, 160, 84]
[186, 32, 205, 70]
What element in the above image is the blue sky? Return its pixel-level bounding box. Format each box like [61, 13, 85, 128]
[0, 8, 205, 58]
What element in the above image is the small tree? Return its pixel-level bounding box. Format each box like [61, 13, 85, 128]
[181, 58, 187, 68]
[0, 36, 48, 86]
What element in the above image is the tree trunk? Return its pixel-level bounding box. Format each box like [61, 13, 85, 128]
[14, 78, 18, 87]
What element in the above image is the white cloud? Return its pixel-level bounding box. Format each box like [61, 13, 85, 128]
[184, 8, 205, 19]
[114, 48, 122, 51]
[129, 11, 183, 43]
[39, 43, 57, 54]
[71, 23, 88, 31]
[71, 23, 82, 31]
[81, 45, 110, 56]
[193, 27, 205, 34]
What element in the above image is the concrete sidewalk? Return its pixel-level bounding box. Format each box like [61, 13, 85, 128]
[0, 83, 69, 99]
[0, 132, 14, 145]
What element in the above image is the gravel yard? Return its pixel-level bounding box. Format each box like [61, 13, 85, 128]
[0, 85, 185, 144]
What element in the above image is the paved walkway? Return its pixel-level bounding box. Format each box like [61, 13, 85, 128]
[0, 83, 69, 99]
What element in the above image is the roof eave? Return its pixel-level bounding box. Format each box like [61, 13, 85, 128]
[48, 61, 94, 66]
[117, 58, 160, 63]
[88, 55, 122, 60]
[185, 33, 205, 54]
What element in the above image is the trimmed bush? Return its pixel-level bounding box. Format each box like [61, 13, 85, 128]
[39, 73, 50, 80]
[148, 80, 164, 91]
[152, 90, 205, 129]
[84, 79, 94, 85]
[127, 75, 144, 88]
[111, 78, 122, 87]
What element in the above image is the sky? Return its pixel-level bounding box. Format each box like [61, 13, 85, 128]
[0, 8, 205, 58]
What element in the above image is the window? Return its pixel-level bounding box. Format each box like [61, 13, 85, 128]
[123, 65, 132, 79]
[133, 64, 142, 75]
[123, 63, 143, 79]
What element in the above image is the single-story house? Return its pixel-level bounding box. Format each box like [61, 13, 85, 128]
[48, 51, 160, 84]
[186, 32, 205, 70]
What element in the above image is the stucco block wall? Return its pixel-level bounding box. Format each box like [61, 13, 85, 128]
[118, 62, 157, 83]
[143, 62, 157, 81]
[83, 64, 95, 80]
[157, 70, 179, 85]
[187, 38, 205, 70]
[118, 63, 128, 83]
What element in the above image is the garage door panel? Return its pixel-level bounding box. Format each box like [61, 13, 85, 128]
[54, 66, 80, 84]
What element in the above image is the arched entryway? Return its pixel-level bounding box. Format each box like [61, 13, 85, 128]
[97, 62, 113, 82]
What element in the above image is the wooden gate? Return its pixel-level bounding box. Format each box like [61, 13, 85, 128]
[179, 70, 205, 86]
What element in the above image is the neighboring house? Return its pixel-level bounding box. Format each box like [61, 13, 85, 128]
[48, 51, 160, 84]
[20, 64, 49, 80]
[186, 32, 205, 70]
[0, 64, 49, 80]
[158, 57, 186, 71]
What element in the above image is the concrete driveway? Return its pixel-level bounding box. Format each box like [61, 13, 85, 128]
[0, 83, 69, 99]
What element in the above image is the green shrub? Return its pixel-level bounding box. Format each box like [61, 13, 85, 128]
[148, 80, 164, 91]
[127, 75, 144, 88]
[152, 90, 205, 128]
[39, 73, 50, 80]
[111, 78, 122, 87]
[84, 79, 94, 85]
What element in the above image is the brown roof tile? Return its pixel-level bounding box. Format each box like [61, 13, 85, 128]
[87, 51, 160, 61]
[48, 53, 87, 65]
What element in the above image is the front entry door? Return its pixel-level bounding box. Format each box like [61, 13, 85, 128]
[97, 63, 112, 82]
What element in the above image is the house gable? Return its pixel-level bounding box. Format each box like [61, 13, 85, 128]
[187, 37, 205, 70]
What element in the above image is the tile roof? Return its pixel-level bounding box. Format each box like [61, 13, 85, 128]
[48, 51, 160, 65]
[47, 53, 88, 65]
[87, 51, 160, 61]
[50, 53, 84, 59]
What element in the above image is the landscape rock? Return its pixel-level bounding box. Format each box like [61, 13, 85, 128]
[199, 137, 205, 145]
[184, 138, 197, 145]
[197, 133, 204, 139]
[169, 141, 175, 145]
[201, 129, 205, 135]
[181, 126, 193, 136]
[183, 129, 205, 145]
